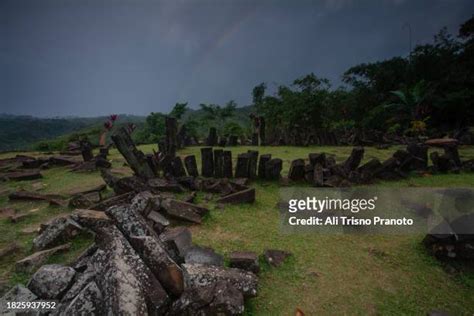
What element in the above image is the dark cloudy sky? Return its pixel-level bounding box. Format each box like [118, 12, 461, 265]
[1, 0, 473, 117]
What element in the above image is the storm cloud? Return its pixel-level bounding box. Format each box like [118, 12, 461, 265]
[1, 0, 473, 116]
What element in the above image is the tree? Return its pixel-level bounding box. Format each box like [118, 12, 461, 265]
[169, 102, 188, 120]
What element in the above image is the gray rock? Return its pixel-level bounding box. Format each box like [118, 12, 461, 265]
[185, 246, 224, 266]
[27, 264, 76, 299]
[0, 284, 37, 315]
[16, 243, 71, 273]
[168, 281, 244, 316]
[182, 263, 258, 298]
[93, 225, 170, 314]
[32, 217, 82, 251]
[159, 226, 193, 263]
[229, 251, 260, 274]
[129, 235, 184, 297]
[62, 282, 104, 316]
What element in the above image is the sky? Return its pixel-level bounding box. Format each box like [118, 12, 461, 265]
[1, 0, 473, 117]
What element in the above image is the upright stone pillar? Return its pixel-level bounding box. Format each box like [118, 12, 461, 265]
[201, 147, 214, 177]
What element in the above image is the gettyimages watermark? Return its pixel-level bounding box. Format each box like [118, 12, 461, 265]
[279, 187, 474, 234]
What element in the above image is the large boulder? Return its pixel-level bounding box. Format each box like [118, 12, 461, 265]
[168, 281, 244, 316]
[27, 264, 76, 299]
[0, 284, 37, 315]
[62, 281, 104, 316]
[184, 246, 224, 266]
[182, 264, 258, 298]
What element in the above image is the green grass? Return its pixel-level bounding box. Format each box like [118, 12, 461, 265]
[1, 145, 474, 315]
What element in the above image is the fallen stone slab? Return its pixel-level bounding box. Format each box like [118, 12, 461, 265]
[71, 209, 111, 230]
[288, 159, 305, 181]
[33, 217, 82, 251]
[3, 170, 42, 181]
[168, 281, 244, 316]
[62, 281, 104, 316]
[161, 198, 209, 224]
[49, 156, 79, 166]
[182, 263, 258, 298]
[216, 188, 255, 204]
[0, 284, 37, 315]
[159, 226, 193, 264]
[229, 251, 260, 274]
[425, 138, 458, 147]
[92, 225, 170, 314]
[67, 184, 106, 196]
[148, 178, 184, 193]
[91, 192, 135, 211]
[16, 243, 71, 273]
[129, 235, 184, 297]
[185, 246, 224, 266]
[105, 204, 157, 239]
[8, 190, 64, 204]
[263, 249, 292, 267]
[9, 212, 31, 223]
[28, 264, 76, 299]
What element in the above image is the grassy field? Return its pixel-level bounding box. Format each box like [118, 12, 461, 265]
[1, 145, 474, 315]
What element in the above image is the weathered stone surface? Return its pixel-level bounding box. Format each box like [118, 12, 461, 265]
[216, 188, 255, 204]
[105, 204, 156, 239]
[265, 158, 282, 180]
[309, 153, 327, 168]
[3, 170, 42, 181]
[0, 285, 37, 315]
[430, 152, 451, 173]
[206, 127, 218, 147]
[91, 192, 135, 211]
[344, 147, 364, 172]
[33, 217, 82, 251]
[71, 209, 111, 230]
[313, 163, 324, 187]
[182, 263, 258, 298]
[201, 147, 214, 178]
[213, 149, 224, 178]
[16, 243, 71, 273]
[161, 199, 209, 224]
[376, 157, 403, 180]
[425, 138, 458, 147]
[28, 264, 76, 299]
[357, 158, 382, 182]
[185, 246, 224, 266]
[220, 150, 232, 179]
[171, 156, 187, 177]
[62, 281, 104, 316]
[49, 156, 79, 166]
[168, 281, 244, 316]
[247, 150, 259, 179]
[184, 155, 199, 177]
[444, 145, 462, 168]
[0, 207, 15, 219]
[111, 127, 155, 179]
[288, 159, 305, 181]
[8, 190, 62, 203]
[263, 249, 292, 267]
[407, 143, 428, 170]
[235, 153, 250, 178]
[72, 243, 98, 272]
[101, 169, 148, 195]
[129, 236, 184, 297]
[160, 226, 193, 264]
[229, 251, 260, 274]
[304, 164, 314, 183]
[148, 178, 184, 193]
[258, 154, 271, 179]
[92, 225, 170, 314]
[165, 116, 178, 157]
[423, 214, 474, 260]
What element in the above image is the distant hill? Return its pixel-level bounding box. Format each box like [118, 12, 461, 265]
[0, 114, 145, 152]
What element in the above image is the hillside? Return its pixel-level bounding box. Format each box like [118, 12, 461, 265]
[0, 114, 145, 152]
